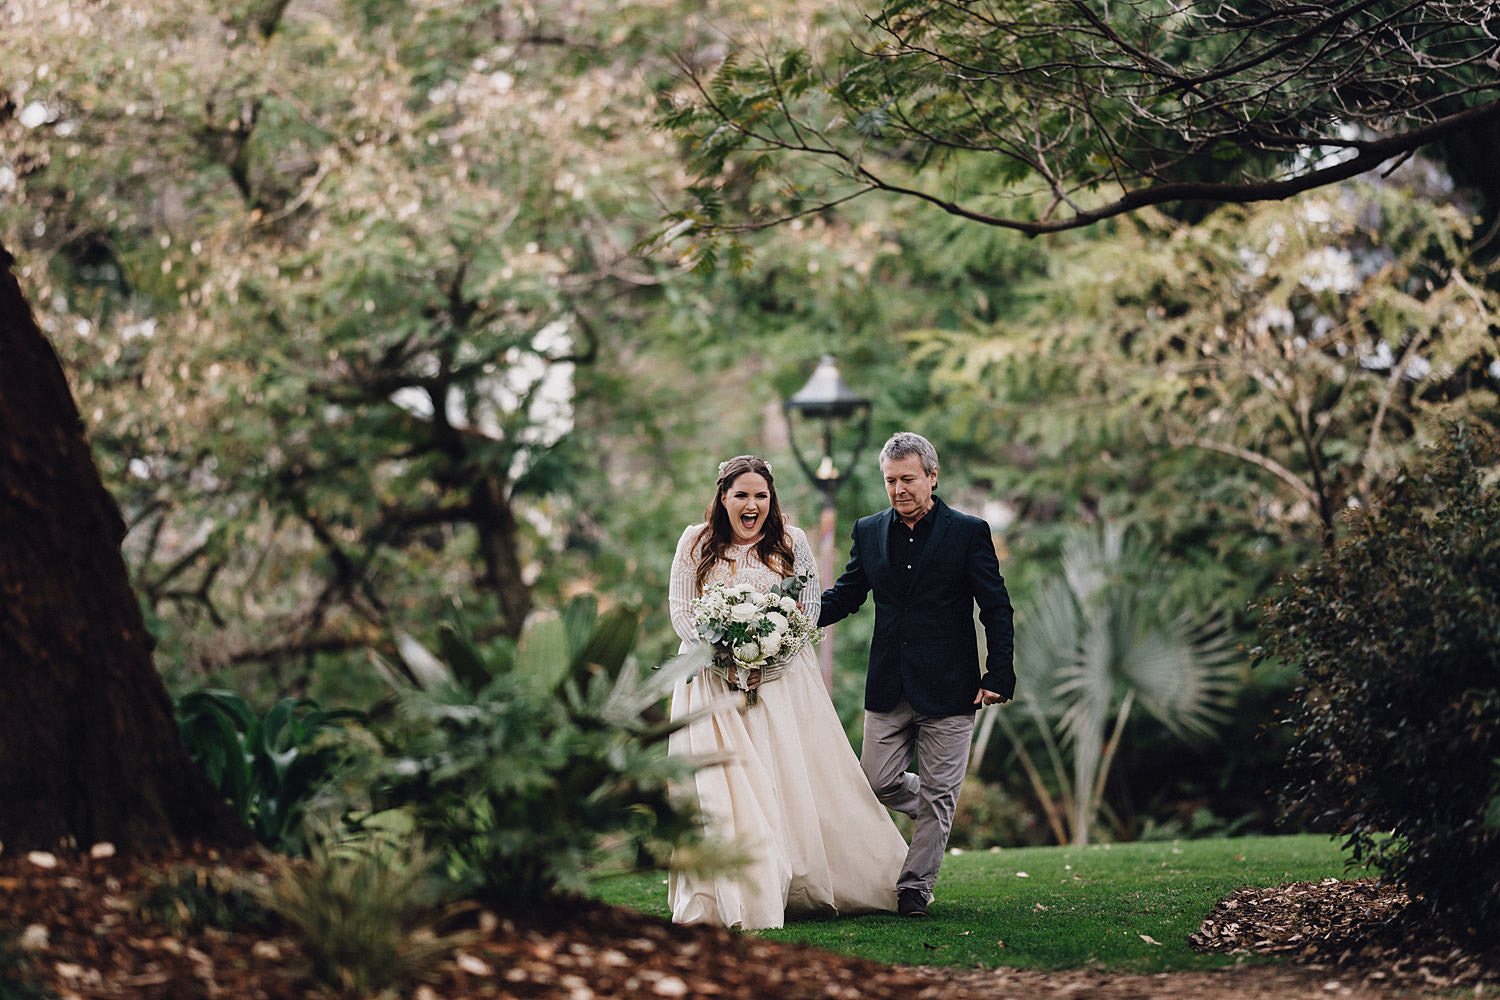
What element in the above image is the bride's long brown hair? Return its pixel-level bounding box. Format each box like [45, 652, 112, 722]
[693, 455, 796, 594]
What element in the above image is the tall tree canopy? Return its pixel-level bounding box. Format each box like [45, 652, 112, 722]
[663, 0, 1500, 237]
[914, 183, 1500, 570]
[1, 0, 743, 681]
[1, 0, 936, 691]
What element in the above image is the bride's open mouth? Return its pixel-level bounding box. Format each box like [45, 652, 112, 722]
[740, 512, 760, 529]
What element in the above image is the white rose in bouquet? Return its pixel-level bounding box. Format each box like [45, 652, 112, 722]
[689, 575, 820, 705]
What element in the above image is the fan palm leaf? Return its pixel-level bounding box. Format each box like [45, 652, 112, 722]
[987, 522, 1243, 844]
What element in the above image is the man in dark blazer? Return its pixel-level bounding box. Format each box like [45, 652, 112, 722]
[819, 431, 1014, 917]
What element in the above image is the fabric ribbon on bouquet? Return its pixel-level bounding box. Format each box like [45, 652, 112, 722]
[706, 650, 792, 705]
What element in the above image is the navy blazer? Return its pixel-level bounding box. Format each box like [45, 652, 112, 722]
[818, 496, 1015, 715]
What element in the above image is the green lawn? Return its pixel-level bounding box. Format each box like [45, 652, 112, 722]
[592, 834, 1353, 972]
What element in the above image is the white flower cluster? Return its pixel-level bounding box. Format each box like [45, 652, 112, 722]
[692, 577, 817, 674]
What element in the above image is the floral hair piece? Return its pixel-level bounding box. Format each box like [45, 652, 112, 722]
[718, 458, 772, 479]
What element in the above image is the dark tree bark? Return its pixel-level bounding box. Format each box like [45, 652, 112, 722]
[474, 473, 534, 638]
[0, 245, 246, 853]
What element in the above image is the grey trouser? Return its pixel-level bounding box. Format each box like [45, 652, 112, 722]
[860, 697, 975, 901]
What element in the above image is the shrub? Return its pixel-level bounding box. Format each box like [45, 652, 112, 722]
[137, 863, 277, 935]
[1261, 426, 1500, 938]
[948, 777, 1050, 849]
[976, 522, 1243, 846]
[175, 690, 366, 854]
[252, 825, 472, 996]
[368, 598, 709, 907]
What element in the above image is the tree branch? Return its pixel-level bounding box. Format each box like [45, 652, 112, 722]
[845, 99, 1500, 235]
[674, 1, 1500, 238]
[1168, 433, 1321, 509]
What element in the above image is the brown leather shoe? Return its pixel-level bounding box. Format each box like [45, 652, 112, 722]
[897, 888, 929, 917]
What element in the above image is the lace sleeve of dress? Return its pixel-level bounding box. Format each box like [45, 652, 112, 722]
[790, 525, 822, 625]
[669, 525, 704, 644]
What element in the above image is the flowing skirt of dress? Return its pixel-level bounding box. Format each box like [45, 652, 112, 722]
[667, 644, 909, 930]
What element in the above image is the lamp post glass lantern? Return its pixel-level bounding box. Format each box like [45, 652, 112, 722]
[784, 355, 871, 693]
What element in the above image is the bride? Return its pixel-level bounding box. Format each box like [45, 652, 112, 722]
[666, 454, 908, 930]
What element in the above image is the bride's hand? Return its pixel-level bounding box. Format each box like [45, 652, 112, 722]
[744, 668, 763, 691]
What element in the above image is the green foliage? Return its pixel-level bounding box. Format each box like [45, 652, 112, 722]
[2, 0, 779, 684]
[917, 184, 1500, 619]
[661, 0, 1500, 235]
[175, 689, 366, 854]
[1263, 425, 1500, 937]
[370, 598, 711, 906]
[252, 826, 473, 997]
[975, 523, 1242, 845]
[9, 0, 1497, 870]
[947, 777, 1043, 849]
[1109, 658, 1304, 842]
[136, 863, 277, 936]
[595, 834, 1351, 972]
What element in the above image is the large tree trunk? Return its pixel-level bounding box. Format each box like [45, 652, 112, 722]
[0, 245, 245, 852]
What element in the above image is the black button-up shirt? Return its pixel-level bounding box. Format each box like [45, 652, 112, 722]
[889, 505, 935, 592]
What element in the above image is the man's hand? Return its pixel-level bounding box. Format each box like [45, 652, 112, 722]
[974, 689, 1010, 707]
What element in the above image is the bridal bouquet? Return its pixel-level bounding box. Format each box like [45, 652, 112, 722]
[691, 575, 818, 705]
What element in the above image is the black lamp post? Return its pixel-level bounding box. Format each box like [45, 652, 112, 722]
[784, 355, 871, 693]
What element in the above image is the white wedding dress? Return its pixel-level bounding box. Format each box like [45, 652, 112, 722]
[666, 523, 908, 930]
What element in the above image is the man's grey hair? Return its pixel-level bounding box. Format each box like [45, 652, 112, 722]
[880, 431, 939, 475]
